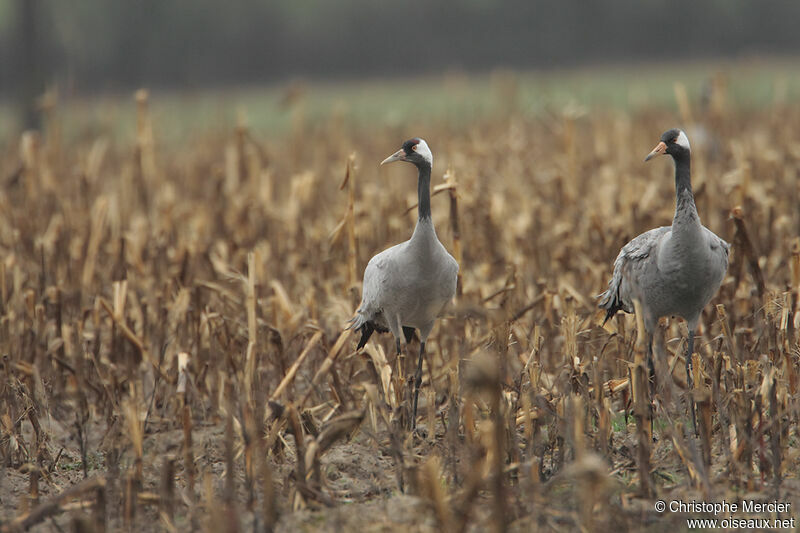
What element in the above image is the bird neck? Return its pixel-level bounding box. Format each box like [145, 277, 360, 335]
[410, 163, 439, 246]
[417, 163, 432, 221]
[673, 153, 692, 198]
[671, 152, 700, 231]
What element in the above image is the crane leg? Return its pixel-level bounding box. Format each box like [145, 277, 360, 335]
[647, 334, 654, 438]
[411, 342, 425, 431]
[687, 330, 697, 436]
[646, 335, 655, 391]
[396, 338, 401, 356]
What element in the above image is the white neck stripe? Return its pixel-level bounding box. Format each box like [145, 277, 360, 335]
[675, 130, 691, 150]
[415, 139, 433, 167]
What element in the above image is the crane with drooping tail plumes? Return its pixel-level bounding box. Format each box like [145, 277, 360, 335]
[348, 138, 459, 430]
[598, 128, 729, 433]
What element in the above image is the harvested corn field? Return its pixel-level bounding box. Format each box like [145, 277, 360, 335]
[1, 73, 800, 532]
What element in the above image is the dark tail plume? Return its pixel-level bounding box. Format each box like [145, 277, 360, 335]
[402, 326, 416, 344]
[356, 322, 375, 350]
[598, 287, 626, 326]
[354, 320, 390, 350]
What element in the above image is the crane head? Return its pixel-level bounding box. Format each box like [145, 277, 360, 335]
[381, 138, 433, 168]
[645, 128, 691, 162]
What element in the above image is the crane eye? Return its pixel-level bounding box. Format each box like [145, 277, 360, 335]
[411, 144, 418, 151]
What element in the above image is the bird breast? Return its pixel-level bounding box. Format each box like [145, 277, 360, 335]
[648, 228, 727, 318]
[388, 242, 457, 325]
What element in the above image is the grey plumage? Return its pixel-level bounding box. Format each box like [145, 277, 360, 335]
[348, 138, 458, 429]
[598, 128, 729, 432]
[599, 222, 729, 331]
[350, 223, 458, 344]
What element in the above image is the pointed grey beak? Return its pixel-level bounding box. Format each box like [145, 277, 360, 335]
[644, 141, 667, 162]
[381, 149, 406, 165]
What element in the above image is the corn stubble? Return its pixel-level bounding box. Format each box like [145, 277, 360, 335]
[0, 84, 799, 532]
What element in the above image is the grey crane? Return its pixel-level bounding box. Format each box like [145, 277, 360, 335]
[598, 128, 729, 431]
[348, 138, 459, 429]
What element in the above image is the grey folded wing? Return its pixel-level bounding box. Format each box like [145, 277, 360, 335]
[598, 226, 670, 322]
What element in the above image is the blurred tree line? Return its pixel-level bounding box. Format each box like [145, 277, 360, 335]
[1, 0, 799, 106]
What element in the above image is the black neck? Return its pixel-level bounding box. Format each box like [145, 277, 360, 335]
[417, 163, 432, 220]
[673, 152, 692, 198]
